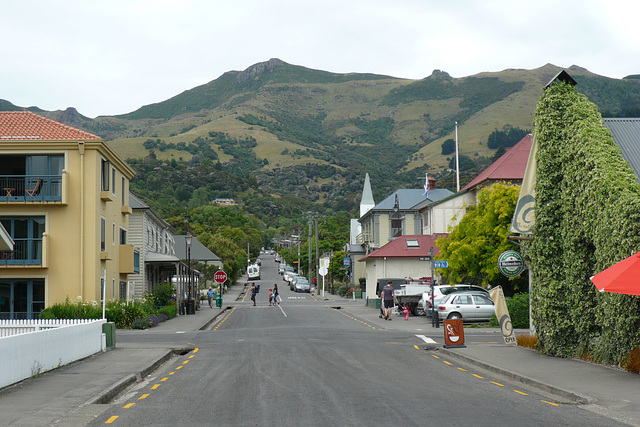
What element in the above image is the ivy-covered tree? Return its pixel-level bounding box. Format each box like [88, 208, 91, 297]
[531, 80, 640, 364]
[436, 182, 526, 296]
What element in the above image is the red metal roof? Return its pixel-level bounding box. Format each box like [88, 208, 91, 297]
[0, 111, 100, 141]
[360, 234, 448, 261]
[462, 134, 532, 191]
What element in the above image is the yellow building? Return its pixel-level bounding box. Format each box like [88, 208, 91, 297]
[0, 111, 136, 319]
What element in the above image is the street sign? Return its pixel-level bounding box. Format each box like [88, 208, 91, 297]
[343, 257, 351, 266]
[319, 266, 328, 277]
[497, 250, 525, 277]
[434, 260, 449, 269]
[214, 270, 228, 283]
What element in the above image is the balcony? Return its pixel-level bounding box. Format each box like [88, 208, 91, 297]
[0, 233, 48, 268]
[0, 173, 67, 204]
[356, 231, 373, 245]
[119, 244, 135, 274]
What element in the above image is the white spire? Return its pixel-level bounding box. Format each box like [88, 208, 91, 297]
[360, 173, 375, 218]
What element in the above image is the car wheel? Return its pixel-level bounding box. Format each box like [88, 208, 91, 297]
[447, 312, 462, 320]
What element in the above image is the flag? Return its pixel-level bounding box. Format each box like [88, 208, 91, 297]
[510, 134, 537, 234]
[423, 173, 429, 200]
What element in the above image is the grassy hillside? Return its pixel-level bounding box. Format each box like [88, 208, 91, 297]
[6, 60, 640, 216]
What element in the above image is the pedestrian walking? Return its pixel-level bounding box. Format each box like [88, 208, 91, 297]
[273, 284, 279, 305]
[382, 280, 397, 321]
[268, 289, 274, 306]
[208, 287, 214, 308]
[403, 304, 410, 320]
[250, 282, 257, 306]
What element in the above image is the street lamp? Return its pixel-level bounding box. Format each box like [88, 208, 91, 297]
[186, 232, 192, 314]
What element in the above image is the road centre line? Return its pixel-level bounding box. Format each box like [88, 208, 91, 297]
[213, 306, 236, 331]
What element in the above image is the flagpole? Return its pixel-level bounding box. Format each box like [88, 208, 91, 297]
[455, 121, 460, 192]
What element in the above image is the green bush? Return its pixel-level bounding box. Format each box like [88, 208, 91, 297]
[145, 283, 175, 307]
[39, 297, 101, 319]
[158, 303, 177, 319]
[490, 293, 529, 329]
[105, 300, 156, 329]
[131, 318, 151, 330]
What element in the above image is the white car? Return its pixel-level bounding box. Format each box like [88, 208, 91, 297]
[436, 292, 495, 322]
[419, 285, 490, 316]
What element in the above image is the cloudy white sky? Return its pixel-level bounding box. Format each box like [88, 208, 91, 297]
[2, 0, 639, 118]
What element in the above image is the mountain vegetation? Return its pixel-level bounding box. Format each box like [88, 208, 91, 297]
[3, 60, 640, 280]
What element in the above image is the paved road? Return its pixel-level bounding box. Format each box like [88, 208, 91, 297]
[80, 255, 622, 426]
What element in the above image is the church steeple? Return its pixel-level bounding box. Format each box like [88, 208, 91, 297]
[360, 173, 375, 218]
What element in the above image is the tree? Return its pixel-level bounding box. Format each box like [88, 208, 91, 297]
[441, 138, 455, 155]
[436, 182, 526, 295]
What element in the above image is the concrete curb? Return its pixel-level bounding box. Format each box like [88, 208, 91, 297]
[438, 347, 595, 405]
[86, 349, 174, 405]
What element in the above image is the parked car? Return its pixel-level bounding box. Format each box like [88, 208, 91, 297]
[436, 292, 495, 322]
[293, 276, 310, 293]
[420, 284, 490, 317]
[281, 265, 294, 276]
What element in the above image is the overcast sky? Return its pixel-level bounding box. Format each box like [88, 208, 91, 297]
[2, 0, 638, 118]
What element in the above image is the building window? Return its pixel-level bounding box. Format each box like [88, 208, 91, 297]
[120, 228, 127, 245]
[0, 278, 45, 319]
[119, 281, 127, 300]
[121, 177, 126, 205]
[134, 251, 140, 273]
[101, 217, 106, 251]
[0, 217, 45, 264]
[101, 159, 110, 191]
[111, 167, 116, 195]
[112, 223, 116, 246]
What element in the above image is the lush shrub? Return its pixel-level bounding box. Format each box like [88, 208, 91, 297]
[158, 303, 177, 319]
[147, 315, 162, 326]
[105, 300, 156, 329]
[131, 318, 151, 330]
[145, 283, 175, 307]
[489, 293, 529, 329]
[39, 297, 101, 319]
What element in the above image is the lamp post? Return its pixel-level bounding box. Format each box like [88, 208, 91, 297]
[186, 232, 192, 314]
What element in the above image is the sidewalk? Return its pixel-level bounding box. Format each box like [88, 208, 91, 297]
[323, 291, 640, 426]
[0, 282, 247, 427]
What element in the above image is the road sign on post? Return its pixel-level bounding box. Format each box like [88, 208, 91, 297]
[434, 260, 449, 269]
[214, 270, 228, 284]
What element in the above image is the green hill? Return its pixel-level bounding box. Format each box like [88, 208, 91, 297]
[5, 59, 640, 216]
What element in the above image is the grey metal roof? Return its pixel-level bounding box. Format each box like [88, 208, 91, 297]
[129, 192, 149, 209]
[174, 235, 221, 263]
[373, 188, 454, 211]
[604, 118, 640, 182]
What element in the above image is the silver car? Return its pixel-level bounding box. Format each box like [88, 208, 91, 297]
[293, 277, 310, 293]
[436, 292, 495, 322]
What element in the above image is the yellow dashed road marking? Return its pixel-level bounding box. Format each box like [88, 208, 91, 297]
[151, 384, 160, 390]
[160, 377, 169, 381]
[472, 374, 484, 379]
[105, 415, 119, 424]
[457, 367, 468, 372]
[541, 400, 559, 406]
[513, 390, 529, 396]
[138, 394, 150, 400]
[491, 381, 505, 387]
[123, 403, 135, 409]
[175, 366, 182, 370]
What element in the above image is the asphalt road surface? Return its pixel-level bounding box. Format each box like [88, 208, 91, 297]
[89, 255, 624, 426]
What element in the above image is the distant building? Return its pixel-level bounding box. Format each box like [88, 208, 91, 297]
[213, 198, 237, 206]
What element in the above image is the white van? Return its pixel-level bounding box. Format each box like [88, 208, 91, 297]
[247, 264, 261, 280]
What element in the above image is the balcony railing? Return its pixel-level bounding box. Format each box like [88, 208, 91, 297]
[0, 175, 63, 203]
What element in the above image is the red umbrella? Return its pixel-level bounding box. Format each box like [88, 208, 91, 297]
[591, 251, 640, 296]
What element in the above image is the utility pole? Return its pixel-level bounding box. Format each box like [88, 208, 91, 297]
[315, 216, 319, 295]
[308, 215, 313, 285]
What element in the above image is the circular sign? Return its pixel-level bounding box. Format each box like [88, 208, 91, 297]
[214, 270, 228, 283]
[497, 250, 525, 277]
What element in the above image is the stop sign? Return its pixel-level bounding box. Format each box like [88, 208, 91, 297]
[214, 270, 227, 283]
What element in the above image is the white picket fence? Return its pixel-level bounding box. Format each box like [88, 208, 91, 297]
[0, 318, 97, 337]
[0, 319, 106, 389]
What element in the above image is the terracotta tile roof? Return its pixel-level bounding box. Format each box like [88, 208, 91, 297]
[462, 134, 532, 191]
[0, 111, 100, 141]
[360, 234, 448, 261]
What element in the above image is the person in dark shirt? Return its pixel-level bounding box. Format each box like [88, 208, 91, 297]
[382, 281, 397, 321]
